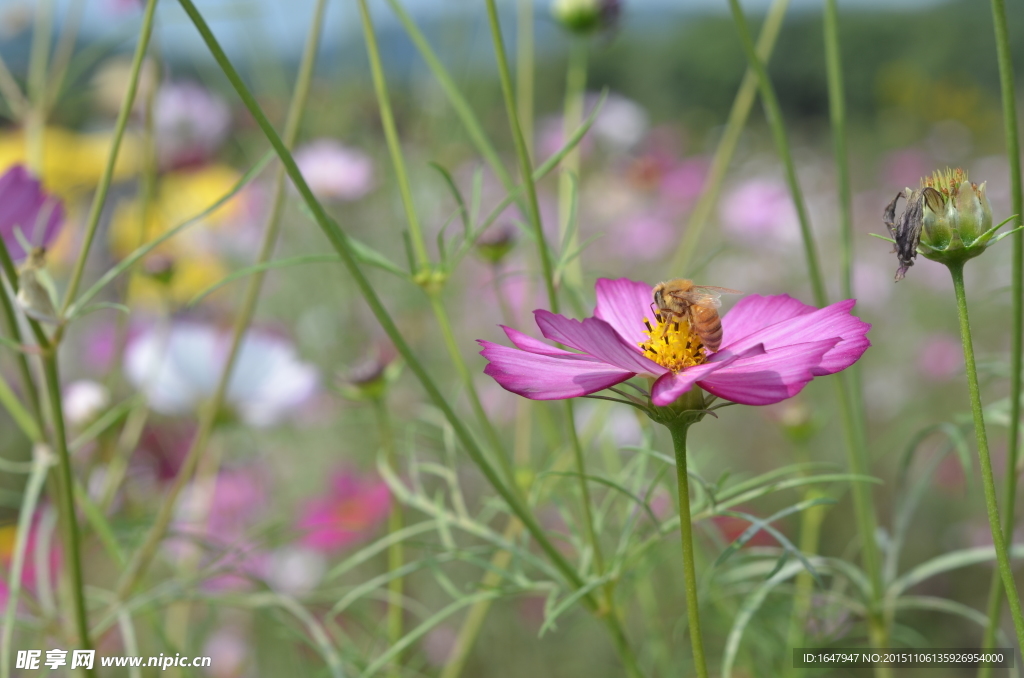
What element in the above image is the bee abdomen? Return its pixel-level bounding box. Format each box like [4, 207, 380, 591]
[692, 308, 723, 352]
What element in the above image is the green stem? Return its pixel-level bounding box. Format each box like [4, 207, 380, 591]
[355, 0, 429, 272]
[0, 445, 52, 678]
[823, 0, 852, 301]
[725, 0, 826, 306]
[728, 0, 887, 659]
[177, 2, 647, 674]
[427, 292, 516, 486]
[785, 488, 826, 678]
[485, 0, 558, 313]
[516, 0, 535, 162]
[372, 397, 404, 678]
[949, 262, 1024, 652]
[668, 0, 789, 273]
[40, 353, 95, 674]
[558, 38, 587, 288]
[59, 0, 157, 316]
[111, 0, 327, 604]
[981, 0, 1024, 667]
[175, 0, 596, 617]
[667, 422, 709, 678]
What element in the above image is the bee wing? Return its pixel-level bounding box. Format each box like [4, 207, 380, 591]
[670, 286, 741, 309]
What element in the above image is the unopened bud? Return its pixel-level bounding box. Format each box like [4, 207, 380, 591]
[551, 0, 621, 34]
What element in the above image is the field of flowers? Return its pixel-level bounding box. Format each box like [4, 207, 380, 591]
[1, 0, 1024, 676]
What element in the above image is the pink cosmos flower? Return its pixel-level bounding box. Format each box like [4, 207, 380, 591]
[479, 278, 870, 407]
[293, 139, 374, 201]
[0, 165, 64, 262]
[296, 469, 391, 554]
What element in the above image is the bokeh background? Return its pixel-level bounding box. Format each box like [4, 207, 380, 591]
[1, 0, 1024, 676]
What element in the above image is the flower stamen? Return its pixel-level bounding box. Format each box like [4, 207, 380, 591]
[639, 314, 706, 373]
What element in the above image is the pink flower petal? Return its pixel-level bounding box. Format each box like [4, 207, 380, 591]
[720, 294, 817, 344]
[535, 310, 665, 375]
[721, 297, 870, 376]
[651, 344, 766, 406]
[698, 339, 841, 405]
[500, 325, 596, 359]
[480, 340, 634, 400]
[593, 277, 656, 345]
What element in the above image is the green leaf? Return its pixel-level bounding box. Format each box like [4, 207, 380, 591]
[538, 470, 660, 525]
[889, 545, 1024, 598]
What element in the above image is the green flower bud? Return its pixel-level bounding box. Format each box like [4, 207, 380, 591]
[551, 0, 621, 35]
[883, 168, 1004, 280]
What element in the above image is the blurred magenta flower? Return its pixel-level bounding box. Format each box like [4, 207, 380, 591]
[124, 323, 319, 427]
[296, 469, 391, 553]
[155, 81, 232, 168]
[479, 278, 869, 407]
[293, 139, 374, 201]
[720, 178, 798, 245]
[0, 165, 64, 262]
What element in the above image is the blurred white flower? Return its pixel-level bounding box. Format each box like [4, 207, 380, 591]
[590, 93, 649, 152]
[155, 81, 232, 168]
[63, 380, 110, 427]
[293, 139, 374, 201]
[125, 323, 318, 427]
[267, 546, 327, 596]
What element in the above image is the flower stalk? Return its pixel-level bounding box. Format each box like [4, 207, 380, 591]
[980, 0, 1024, 665]
[662, 410, 709, 678]
[948, 262, 1024, 651]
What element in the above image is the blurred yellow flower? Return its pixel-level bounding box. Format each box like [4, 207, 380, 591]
[0, 126, 140, 198]
[109, 164, 245, 308]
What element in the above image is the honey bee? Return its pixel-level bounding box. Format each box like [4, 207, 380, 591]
[651, 279, 741, 354]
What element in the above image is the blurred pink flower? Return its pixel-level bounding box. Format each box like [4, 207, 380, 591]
[422, 625, 458, 667]
[659, 157, 707, 212]
[154, 81, 232, 168]
[609, 212, 675, 261]
[296, 469, 391, 554]
[203, 626, 250, 678]
[0, 518, 60, 609]
[124, 322, 319, 427]
[0, 165, 64, 262]
[881, 148, 931, 189]
[720, 178, 797, 245]
[537, 114, 594, 162]
[917, 334, 963, 381]
[294, 139, 374, 201]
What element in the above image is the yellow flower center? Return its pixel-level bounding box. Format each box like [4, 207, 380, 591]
[638, 312, 707, 373]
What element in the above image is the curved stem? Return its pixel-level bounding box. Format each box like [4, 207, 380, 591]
[372, 397, 404, 678]
[60, 0, 157, 315]
[949, 262, 1024, 652]
[516, 0, 535, 162]
[557, 38, 587, 289]
[668, 0, 789, 274]
[485, 0, 558, 313]
[981, 0, 1024, 667]
[667, 421, 709, 678]
[111, 0, 327, 604]
[355, 0, 428, 272]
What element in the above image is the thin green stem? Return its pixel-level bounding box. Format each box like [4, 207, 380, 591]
[823, 0, 853, 301]
[726, 0, 825, 306]
[178, 2, 646, 673]
[668, 0, 789, 273]
[60, 0, 157, 316]
[667, 422, 709, 678]
[949, 262, 1024, 653]
[175, 0, 596, 616]
[40, 353, 95, 673]
[0, 444, 52, 678]
[728, 0, 887, 658]
[372, 397, 404, 678]
[785, 489, 826, 678]
[981, 0, 1024, 666]
[565, 399, 604, 575]
[558, 39, 587, 288]
[485, 0, 558, 313]
[516, 0, 535, 161]
[111, 0, 327, 604]
[427, 292, 516, 486]
[355, 0, 429, 271]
